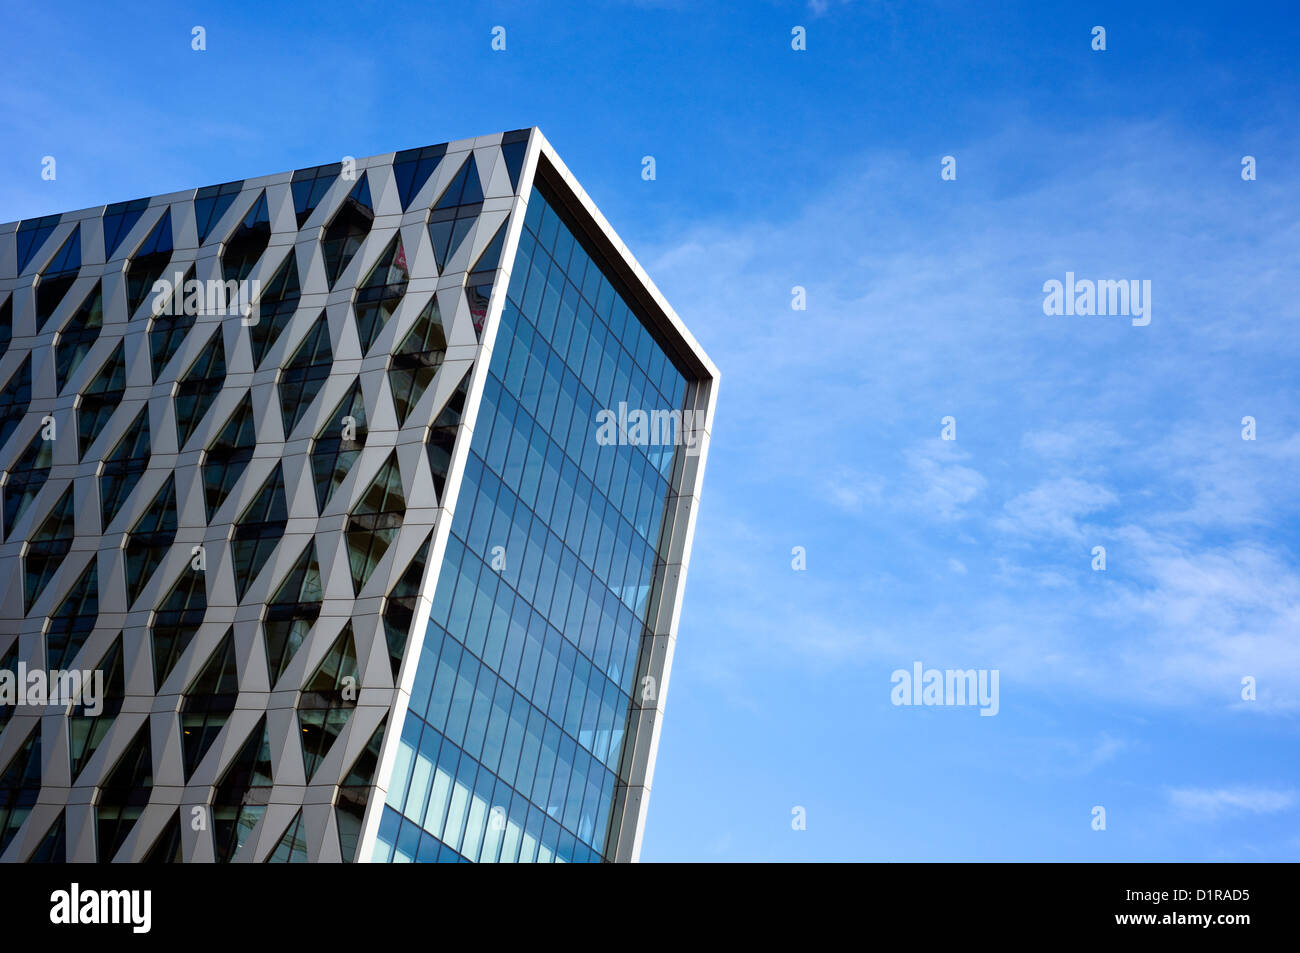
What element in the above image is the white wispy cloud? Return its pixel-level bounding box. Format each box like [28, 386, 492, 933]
[654, 114, 1300, 717]
[824, 468, 884, 512]
[1022, 421, 1125, 462]
[995, 477, 1117, 540]
[903, 441, 987, 521]
[1169, 787, 1297, 819]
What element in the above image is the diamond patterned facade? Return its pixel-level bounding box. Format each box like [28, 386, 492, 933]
[0, 129, 717, 862]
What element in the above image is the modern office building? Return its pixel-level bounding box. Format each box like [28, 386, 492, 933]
[0, 129, 717, 863]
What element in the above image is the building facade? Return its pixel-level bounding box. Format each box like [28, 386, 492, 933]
[0, 129, 717, 863]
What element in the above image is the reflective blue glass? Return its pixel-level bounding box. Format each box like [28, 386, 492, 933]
[391, 188, 689, 862]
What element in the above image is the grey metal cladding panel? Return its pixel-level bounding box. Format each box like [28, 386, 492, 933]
[0, 133, 531, 862]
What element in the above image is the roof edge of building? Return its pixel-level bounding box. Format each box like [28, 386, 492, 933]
[526, 128, 719, 389]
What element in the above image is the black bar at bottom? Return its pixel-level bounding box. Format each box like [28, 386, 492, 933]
[0, 862, 1287, 941]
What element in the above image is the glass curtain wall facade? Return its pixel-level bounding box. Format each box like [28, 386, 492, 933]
[375, 189, 688, 863]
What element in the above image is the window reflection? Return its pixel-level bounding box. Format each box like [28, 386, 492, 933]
[385, 189, 690, 864]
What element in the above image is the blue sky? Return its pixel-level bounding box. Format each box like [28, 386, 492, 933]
[3, 0, 1298, 860]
